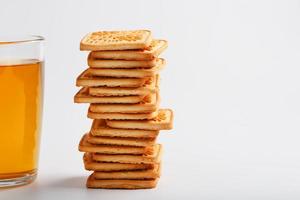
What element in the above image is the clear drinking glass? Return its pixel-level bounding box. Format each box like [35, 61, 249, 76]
[0, 35, 44, 187]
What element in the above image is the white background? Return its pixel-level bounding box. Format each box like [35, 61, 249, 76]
[1, 0, 300, 199]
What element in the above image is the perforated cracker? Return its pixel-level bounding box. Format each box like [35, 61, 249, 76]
[83, 153, 154, 171]
[90, 119, 159, 138]
[87, 58, 165, 78]
[79, 134, 154, 155]
[74, 87, 144, 104]
[87, 174, 159, 189]
[90, 40, 168, 61]
[89, 92, 159, 114]
[89, 75, 159, 97]
[86, 132, 156, 147]
[88, 109, 158, 120]
[88, 56, 157, 68]
[76, 69, 152, 88]
[80, 30, 152, 51]
[92, 164, 160, 180]
[106, 109, 173, 130]
[92, 144, 162, 164]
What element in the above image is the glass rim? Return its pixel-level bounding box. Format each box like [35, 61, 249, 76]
[0, 35, 45, 45]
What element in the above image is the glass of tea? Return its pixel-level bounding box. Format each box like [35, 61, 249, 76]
[0, 35, 44, 187]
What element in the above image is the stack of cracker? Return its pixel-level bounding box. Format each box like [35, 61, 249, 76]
[74, 30, 173, 189]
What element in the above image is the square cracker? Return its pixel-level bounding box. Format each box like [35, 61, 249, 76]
[80, 30, 152, 51]
[74, 87, 145, 104]
[90, 39, 168, 61]
[88, 55, 157, 68]
[106, 109, 173, 130]
[86, 174, 158, 189]
[89, 75, 159, 97]
[89, 92, 159, 114]
[76, 69, 152, 88]
[83, 153, 154, 171]
[87, 58, 165, 78]
[90, 119, 159, 138]
[86, 132, 156, 147]
[79, 134, 154, 155]
[92, 164, 160, 180]
[92, 144, 162, 164]
[88, 109, 158, 120]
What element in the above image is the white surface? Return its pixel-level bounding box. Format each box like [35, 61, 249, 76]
[1, 0, 300, 199]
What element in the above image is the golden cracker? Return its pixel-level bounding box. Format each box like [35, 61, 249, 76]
[80, 30, 152, 51]
[88, 109, 158, 120]
[87, 58, 165, 78]
[92, 144, 162, 164]
[90, 39, 167, 61]
[86, 133, 156, 147]
[76, 69, 151, 87]
[89, 75, 159, 96]
[84, 153, 154, 171]
[74, 87, 144, 104]
[86, 174, 158, 189]
[79, 134, 154, 155]
[88, 55, 157, 68]
[89, 92, 159, 114]
[106, 109, 173, 130]
[92, 164, 160, 180]
[91, 119, 159, 138]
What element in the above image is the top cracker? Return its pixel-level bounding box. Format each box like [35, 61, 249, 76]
[80, 30, 152, 51]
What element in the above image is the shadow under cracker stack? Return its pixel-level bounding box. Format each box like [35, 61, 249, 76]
[74, 29, 173, 189]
